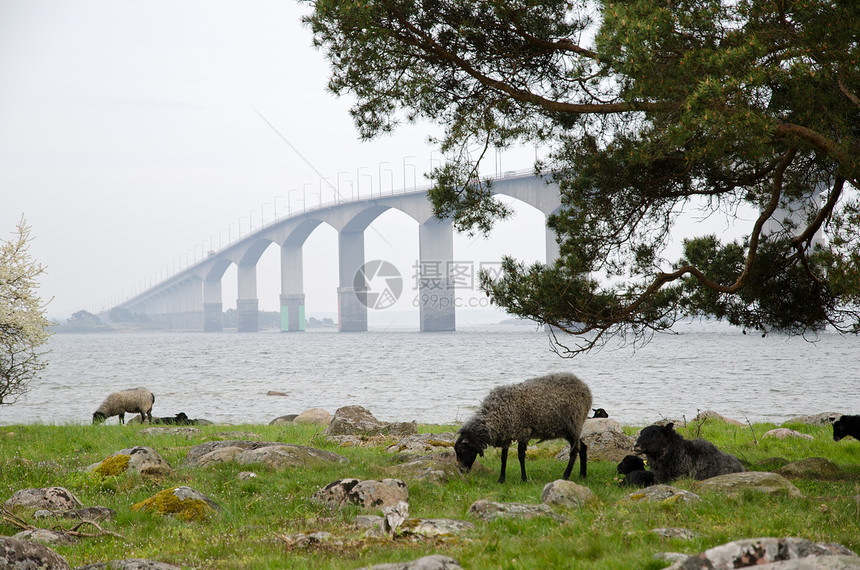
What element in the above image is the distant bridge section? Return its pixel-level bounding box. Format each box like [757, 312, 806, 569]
[112, 171, 561, 332]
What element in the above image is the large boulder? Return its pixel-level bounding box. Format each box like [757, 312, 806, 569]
[324, 406, 417, 437]
[777, 458, 844, 479]
[691, 472, 802, 498]
[763, 428, 814, 440]
[783, 412, 842, 426]
[541, 479, 596, 509]
[4, 486, 82, 512]
[293, 408, 332, 425]
[184, 440, 281, 467]
[86, 446, 172, 477]
[386, 433, 457, 456]
[618, 485, 701, 505]
[665, 537, 857, 569]
[314, 478, 409, 510]
[0, 536, 71, 569]
[694, 410, 745, 426]
[556, 430, 636, 463]
[234, 444, 349, 469]
[467, 500, 563, 522]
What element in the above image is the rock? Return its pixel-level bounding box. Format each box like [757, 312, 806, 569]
[269, 414, 298, 425]
[86, 446, 173, 477]
[0, 536, 71, 569]
[359, 555, 464, 570]
[386, 433, 457, 455]
[691, 471, 803, 498]
[556, 430, 636, 463]
[650, 528, 700, 540]
[387, 455, 463, 484]
[184, 440, 282, 467]
[763, 428, 814, 440]
[619, 485, 701, 505]
[399, 518, 476, 537]
[277, 531, 334, 549]
[694, 410, 745, 426]
[541, 479, 596, 509]
[207, 431, 263, 441]
[777, 458, 844, 479]
[131, 486, 221, 521]
[582, 417, 624, 437]
[314, 478, 409, 510]
[467, 500, 563, 522]
[665, 537, 857, 569]
[138, 427, 199, 438]
[293, 408, 332, 425]
[190, 446, 246, 467]
[4, 486, 83, 511]
[13, 528, 77, 546]
[76, 559, 183, 569]
[237, 471, 257, 480]
[267, 390, 288, 396]
[324, 405, 416, 436]
[354, 515, 385, 530]
[783, 412, 842, 426]
[234, 444, 349, 469]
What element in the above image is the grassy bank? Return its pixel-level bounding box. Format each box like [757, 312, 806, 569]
[1, 420, 859, 569]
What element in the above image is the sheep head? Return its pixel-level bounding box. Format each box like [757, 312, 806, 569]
[92, 411, 108, 424]
[454, 433, 485, 472]
[633, 423, 675, 457]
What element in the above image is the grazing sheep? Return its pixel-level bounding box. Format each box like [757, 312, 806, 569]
[616, 455, 654, 487]
[152, 412, 194, 425]
[832, 415, 860, 442]
[633, 423, 744, 483]
[592, 408, 609, 418]
[92, 388, 154, 425]
[454, 372, 592, 483]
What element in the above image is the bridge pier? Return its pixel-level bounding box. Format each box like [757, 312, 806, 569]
[280, 293, 306, 331]
[237, 262, 259, 332]
[203, 279, 223, 331]
[280, 244, 305, 332]
[337, 230, 367, 332]
[418, 218, 455, 332]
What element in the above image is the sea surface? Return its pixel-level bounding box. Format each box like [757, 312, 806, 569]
[2, 322, 858, 427]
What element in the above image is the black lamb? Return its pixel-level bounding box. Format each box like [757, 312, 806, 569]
[616, 454, 654, 487]
[633, 423, 744, 483]
[592, 408, 609, 418]
[152, 412, 195, 425]
[832, 415, 860, 442]
[454, 372, 592, 483]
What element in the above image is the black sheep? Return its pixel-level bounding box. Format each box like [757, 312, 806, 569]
[633, 423, 744, 483]
[616, 454, 654, 487]
[832, 415, 860, 442]
[152, 412, 195, 425]
[592, 408, 609, 418]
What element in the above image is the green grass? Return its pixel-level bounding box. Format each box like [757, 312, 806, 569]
[2, 420, 859, 569]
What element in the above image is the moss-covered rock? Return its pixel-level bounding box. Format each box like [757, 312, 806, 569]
[131, 486, 220, 521]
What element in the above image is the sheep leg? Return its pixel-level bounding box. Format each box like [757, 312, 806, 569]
[563, 437, 588, 480]
[517, 440, 528, 482]
[118, 413, 125, 425]
[498, 445, 509, 483]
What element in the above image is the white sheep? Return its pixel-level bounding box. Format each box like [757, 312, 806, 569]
[454, 372, 593, 483]
[92, 388, 155, 424]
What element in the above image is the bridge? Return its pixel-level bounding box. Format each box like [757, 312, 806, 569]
[110, 171, 561, 332]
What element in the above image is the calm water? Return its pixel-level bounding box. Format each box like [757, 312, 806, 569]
[2, 322, 858, 426]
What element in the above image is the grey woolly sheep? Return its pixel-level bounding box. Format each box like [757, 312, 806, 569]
[832, 415, 860, 442]
[454, 372, 592, 483]
[92, 388, 155, 424]
[633, 423, 744, 483]
[616, 454, 654, 487]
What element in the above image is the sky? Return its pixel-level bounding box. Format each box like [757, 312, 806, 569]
[0, 1, 756, 326]
[0, 0, 552, 324]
